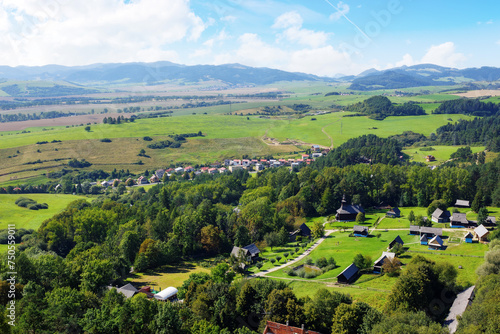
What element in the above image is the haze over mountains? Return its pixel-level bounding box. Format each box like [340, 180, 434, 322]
[1, 61, 500, 90]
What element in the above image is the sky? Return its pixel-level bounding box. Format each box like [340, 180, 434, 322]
[0, 0, 499, 76]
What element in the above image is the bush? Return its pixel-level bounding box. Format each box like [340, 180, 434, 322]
[270, 258, 276, 264]
[295, 247, 300, 253]
[100, 138, 112, 142]
[315, 257, 328, 268]
[284, 252, 289, 258]
[285, 268, 297, 276]
[255, 262, 263, 269]
[305, 258, 313, 265]
[143, 136, 153, 141]
[276, 256, 282, 262]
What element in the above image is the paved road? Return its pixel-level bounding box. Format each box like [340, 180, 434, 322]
[251, 230, 334, 277]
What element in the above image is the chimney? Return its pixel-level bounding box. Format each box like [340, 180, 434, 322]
[286, 320, 289, 326]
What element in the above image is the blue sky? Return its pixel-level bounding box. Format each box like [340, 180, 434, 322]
[0, 0, 499, 76]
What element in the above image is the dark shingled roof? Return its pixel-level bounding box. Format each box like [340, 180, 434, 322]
[445, 286, 475, 333]
[337, 195, 365, 215]
[464, 232, 473, 239]
[242, 243, 260, 256]
[389, 235, 404, 247]
[353, 225, 368, 233]
[420, 234, 428, 242]
[451, 213, 469, 225]
[432, 208, 450, 219]
[299, 223, 311, 236]
[429, 235, 444, 246]
[337, 263, 359, 281]
[387, 207, 401, 215]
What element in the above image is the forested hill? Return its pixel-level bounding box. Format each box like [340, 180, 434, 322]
[433, 98, 499, 117]
[313, 135, 405, 169]
[435, 115, 500, 151]
[345, 96, 426, 120]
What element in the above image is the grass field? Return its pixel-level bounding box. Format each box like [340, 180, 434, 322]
[127, 262, 211, 291]
[403, 145, 486, 164]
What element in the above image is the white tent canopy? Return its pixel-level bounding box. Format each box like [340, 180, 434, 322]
[154, 287, 178, 301]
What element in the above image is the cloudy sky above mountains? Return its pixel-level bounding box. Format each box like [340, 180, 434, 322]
[0, 0, 499, 76]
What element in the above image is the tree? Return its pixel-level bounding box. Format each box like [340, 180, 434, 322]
[84, 126, 91, 132]
[264, 232, 281, 251]
[311, 221, 325, 239]
[303, 288, 352, 333]
[427, 199, 447, 217]
[391, 243, 405, 257]
[477, 207, 489, 225]
[149, 301, 184, 334]
[381, 257, 401, 277]
[138, 149, 146, 156]
[210, 263, 235, 284]
[355, 212, 365, 223]
[331, 302, 373, 334]
[120, 231, 141, 264]
[353, 253, 371, 270]
[200, 225, 222, 254]
[408, 210, 415, 224]
[265, 288, 304, 327]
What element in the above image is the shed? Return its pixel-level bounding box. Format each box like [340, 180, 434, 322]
[353, 225, 368, 237]
[428, 235, 444, 250]
[337, 263, 359, 284]
[386, 207, 401, 218]
[420, 234, 428, 245]
[420, 226, 443, 238]
[464, 232, 473, 243]
[154, 287, 178, 301]
[450, 212, 469, 228]
[388, 235, 404, 250]
[409, 225, 420, 235]
[373, 252, 395, 273]
[474, 224, 489, 242]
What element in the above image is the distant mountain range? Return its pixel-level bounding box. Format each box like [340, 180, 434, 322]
[1, 62, 500, 92]
[342, 64, 500, 90]
[0, 61, 333, 87]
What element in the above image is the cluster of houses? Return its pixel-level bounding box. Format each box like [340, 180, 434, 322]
[97, 149, 328, 187]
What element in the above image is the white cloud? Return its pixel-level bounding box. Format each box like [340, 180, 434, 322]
[272, 11, 329, 48]
[329, 1, 350, 21]
[213, 33, 368, 77]
[0, 0, 206, 66]
[395, 54, 415, 67]
[221, 15, 237, 23]
[420, 42, 466, 67]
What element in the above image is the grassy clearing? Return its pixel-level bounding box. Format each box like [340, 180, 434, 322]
[403, 145, 486, 164]
[0, 193, 89, 231]
[127, 262, 211, 291]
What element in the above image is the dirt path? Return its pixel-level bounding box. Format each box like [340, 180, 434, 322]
[251, 230, 334, 277]
[321, 119, 341, 149]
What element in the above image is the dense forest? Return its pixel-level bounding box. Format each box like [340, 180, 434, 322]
[433, 98, 499, 117]
[345, 96, 426, 119]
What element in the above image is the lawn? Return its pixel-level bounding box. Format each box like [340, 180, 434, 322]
[126, 262, 211, 291]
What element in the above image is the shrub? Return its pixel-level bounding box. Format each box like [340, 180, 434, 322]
[270, 258, 276, 264]
[143, 136, 153, 141]
[284, 252, 289, 258]
[276, 256, 282, 262]
[295, 247, 300, 253]
[100, 138, 112, 142]
[255, 262, 263, 269]
[315, 257, 328, 268]
[285, 268, 297, 276]
[305, 258, 313, 265]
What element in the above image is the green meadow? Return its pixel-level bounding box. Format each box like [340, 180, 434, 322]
[403, 145, 486, 164]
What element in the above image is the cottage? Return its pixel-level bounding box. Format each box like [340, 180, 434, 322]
[428, 235, 444, 250]
[388, 235, 404, 250]
[208, 168, 217, 174]
[353, 225, 369, 237]
[289, 223, 311, 242]
[474, 224, 489, 242]
[464, 232, 474, 243]
[101, 180, 112, 187]
[386, 207, 401, 218]
[311, 152, 323, 158]
[409, 225, 420, 235]
[311, 144, 321, 152]
[450, 212, 469, 228]
[149, 175, 160, 183]
[337, 263, 359, 284]
[218, 167, 227, 173]
[420, 234, 428, 245]
[373, 252, 395, 273]
[431, 208, 451, 223]
[485, 216, 497, 227]
[263, 321, 321, 334]
[335, 195, 365, 222]
[137, 176, 148, 184]
[154, 287, 178, 301]
[255, 163, 264, 171]
[184, 166, 194, 173]
[231, 243, 261, 263]
[155, 169, 166, 179]
[174, 167, 184, 174]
